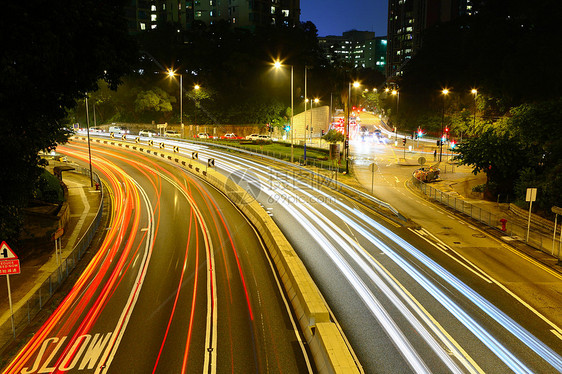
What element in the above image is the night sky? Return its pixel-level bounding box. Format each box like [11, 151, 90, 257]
[300, 0, 388, 37]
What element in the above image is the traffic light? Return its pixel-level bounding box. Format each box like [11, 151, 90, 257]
[284, 125, 290, 132]
[450, 140, 456, 149]
[402, 138, 407, 146]
[321, 129, 325, 136]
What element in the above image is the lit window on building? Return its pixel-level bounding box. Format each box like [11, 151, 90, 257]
[140, 22, 146, 30]
[162, 4, 165, 10]
[151, 14, 157, 21]
[195, 11, 202, 17]
[210, 0, 214, 5]
[151, 24, 157, 29]
[282, 9, 289, 17]
[271, 6, 276, 14]
[232, 17, 236, 23]
[151, 5, 156, 11]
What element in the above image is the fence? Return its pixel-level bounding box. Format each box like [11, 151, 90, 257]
[412, 177, 562, 261]
[0, 167, 104, 350]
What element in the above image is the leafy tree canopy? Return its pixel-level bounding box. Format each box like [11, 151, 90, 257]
[0, 1, 137, 240]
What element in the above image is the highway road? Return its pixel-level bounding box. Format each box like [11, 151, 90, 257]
[100, 133, 562, 374]
[3, 142, 310, 374]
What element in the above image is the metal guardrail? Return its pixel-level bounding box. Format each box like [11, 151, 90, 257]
[412, 177, 562, 261]
[0, 167, 104, 350]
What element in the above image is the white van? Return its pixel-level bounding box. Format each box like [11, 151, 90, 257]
[109, 125, 129, 135]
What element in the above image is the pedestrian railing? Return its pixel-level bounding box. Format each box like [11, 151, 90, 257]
[0, 167, 104, 350]
[411, 177, 562, 261]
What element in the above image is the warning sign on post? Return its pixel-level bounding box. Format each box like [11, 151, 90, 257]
[0, 241, 20, 275]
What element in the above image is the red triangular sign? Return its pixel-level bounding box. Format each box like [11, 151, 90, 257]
[0, 241, 18, 259]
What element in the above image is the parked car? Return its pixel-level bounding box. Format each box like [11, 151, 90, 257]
[164, 130, 181, 137]
[245, 134, 260, 140]
[138, 129, 158, 137]
[197, 133, 210, 139]
[257, 135, 271, 141]
[109, 125, 129, 135]
[222, 133, 239, 139]
[89, 127, 104, 133]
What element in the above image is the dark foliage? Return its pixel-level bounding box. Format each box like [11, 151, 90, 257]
[0, 1, 137, 240]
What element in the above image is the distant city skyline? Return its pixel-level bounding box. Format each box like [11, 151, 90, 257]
[300, 0, 388, 37]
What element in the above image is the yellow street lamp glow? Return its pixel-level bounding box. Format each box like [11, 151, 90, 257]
[273, 60, 282, 69]
[373, 88, 377, 92]
[442, 88, 450, 95]
[314, 98, 319, 104]
[167, 69, 175, 78]
[353, 81, 360, 88]
[384, 87, 390, 93]
[471, 88, 477, 95]
[391, 89, 398, 95]
[194, 84, 200, 90]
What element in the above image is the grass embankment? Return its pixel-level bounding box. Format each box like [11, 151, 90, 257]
[202, 139, 346, 172]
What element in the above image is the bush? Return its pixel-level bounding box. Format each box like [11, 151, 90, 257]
[33, 169, 64, 204]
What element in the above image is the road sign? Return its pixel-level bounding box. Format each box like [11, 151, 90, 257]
[418, 157, 426, 166]
[368, 163, 378, 172]
[526, 188, 537, 202]
[0, 241, 18, 260]
[208, 158, 215, 167]
[0, 259, 20, 275]
[192, 152, 199, 160]
[0, 242, 20, 275]
[51, 227, 64, 241]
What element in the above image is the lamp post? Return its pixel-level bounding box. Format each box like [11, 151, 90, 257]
[440, 88, 450, 162]
[274, 60, 294, 162]
[194, 84, 200, 136]
[471, 88, 478, 130]
[167, 69, 183, 136]
[391, 89, 399, 143]
[346, 81, 360, 174]
[311, 98, 319, 142]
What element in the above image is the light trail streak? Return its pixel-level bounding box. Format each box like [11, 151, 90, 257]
[166, 139, 562, 372]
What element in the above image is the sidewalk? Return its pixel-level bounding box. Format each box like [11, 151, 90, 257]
[427, 162, 562, 272]
[0, 162, 102, 345]
[351, 144, 562, 274]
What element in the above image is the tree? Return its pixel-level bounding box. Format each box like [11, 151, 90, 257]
[135, 88, 175, 116]
[454, 129, 532, 196]
[322, 130, 345, 144]
[0, 1, 136, 240]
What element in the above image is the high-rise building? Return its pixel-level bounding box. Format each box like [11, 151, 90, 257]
[319, 31, 386, 73]
[386, 0, 474, 77]
[125, 0, 300, 34]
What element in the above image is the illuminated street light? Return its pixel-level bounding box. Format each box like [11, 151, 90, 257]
[167, 68, 183, 137]
[471, 88, 478, 131]
[391, 89, 399, 142]
[346, 81, 361, 174]
[273, 60, 294, 162]
[440, 88, 450, 162]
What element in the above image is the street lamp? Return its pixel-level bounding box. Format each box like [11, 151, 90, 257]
[193, 84, 200, 136]
[440, 88, 450, 162]
[471, 88, 478, 130]
[346, 81, 360, 174]
[167, 69, 183, 136]
[274, 60, 294, 162]
[311, 98, 319, 142]
[391, 89, 399, 142]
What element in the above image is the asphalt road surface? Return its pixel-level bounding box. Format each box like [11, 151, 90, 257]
[3, 142, 310, 374]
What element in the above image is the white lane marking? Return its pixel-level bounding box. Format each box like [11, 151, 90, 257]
[96, 179, 155, 373]
[410, 228, 493, 284]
